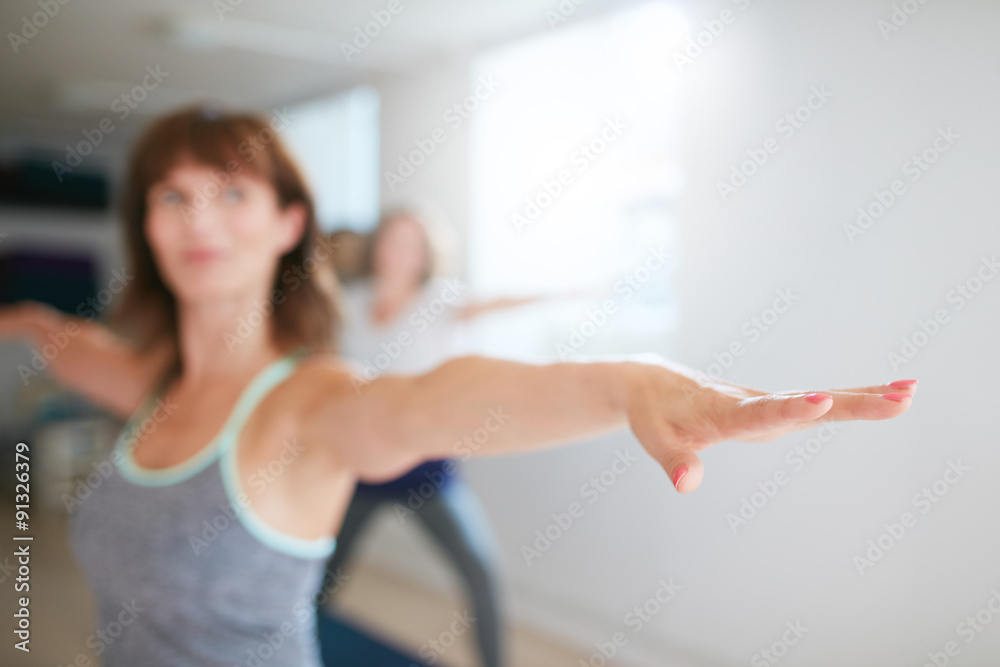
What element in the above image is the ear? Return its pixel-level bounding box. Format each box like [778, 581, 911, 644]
[276, 201, 307, 255]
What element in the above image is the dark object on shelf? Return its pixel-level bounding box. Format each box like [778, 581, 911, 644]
[0, 249, 98, 316]
[0, 158, 110, 211]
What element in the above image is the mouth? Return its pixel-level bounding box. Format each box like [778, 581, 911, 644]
[183, 248, 225, 264]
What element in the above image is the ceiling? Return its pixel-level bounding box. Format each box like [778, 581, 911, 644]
[0, 0, 652, 144]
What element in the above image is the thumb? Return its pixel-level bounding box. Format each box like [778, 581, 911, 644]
[629, 411, 706, 493]
[662, 448, 703, 494]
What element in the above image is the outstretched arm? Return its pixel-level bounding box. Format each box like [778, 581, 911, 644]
[455, 285, 610, 320]
[0, 301, 171, 418]
[457, 297, 542, 320]
[301, 354, 916, 493]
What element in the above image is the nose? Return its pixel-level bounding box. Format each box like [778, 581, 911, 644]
[179, 195, 221, 233]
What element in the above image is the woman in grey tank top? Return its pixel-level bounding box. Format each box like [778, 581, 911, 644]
[0, 107, 918, 666]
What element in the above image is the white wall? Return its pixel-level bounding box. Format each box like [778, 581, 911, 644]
[375, 58, 475, 273]
[360, 2, 1000, 666]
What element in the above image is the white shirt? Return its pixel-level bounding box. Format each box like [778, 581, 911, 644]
[338, 276, 469, 379]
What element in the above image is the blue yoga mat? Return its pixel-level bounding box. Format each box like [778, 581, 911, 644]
[317, 609, 434, 667]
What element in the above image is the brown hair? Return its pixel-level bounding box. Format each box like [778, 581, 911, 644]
[110, 105, 341, 372]
[326, 229, 370, 283]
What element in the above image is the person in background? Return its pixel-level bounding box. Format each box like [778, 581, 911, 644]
[319, 209, 541, 667]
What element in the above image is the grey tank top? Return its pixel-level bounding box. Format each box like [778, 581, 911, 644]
[70, 352, 337, 666]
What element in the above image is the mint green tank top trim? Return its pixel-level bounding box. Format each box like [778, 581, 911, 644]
[113, 350, 335, 559]
[69, 351, 336, 666]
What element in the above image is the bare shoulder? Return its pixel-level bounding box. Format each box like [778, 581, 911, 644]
[284, 354, 360, 400]
[272, 354, 363, 436]
[274, 353, 419, 480]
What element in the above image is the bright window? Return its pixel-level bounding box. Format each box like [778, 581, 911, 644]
[282, 85, 380, 232]
[466, 2, 687, 361]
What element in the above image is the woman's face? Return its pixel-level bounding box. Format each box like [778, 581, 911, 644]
[144, 161, 304, 305]
[372, 215, 428, 284]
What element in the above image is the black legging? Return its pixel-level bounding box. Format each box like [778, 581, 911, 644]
[316, 476, 503, 667]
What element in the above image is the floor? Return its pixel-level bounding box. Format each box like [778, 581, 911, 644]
[0, 498, 590, 667]
[328, 558, 587, 667]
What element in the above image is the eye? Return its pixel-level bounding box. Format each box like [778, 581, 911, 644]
[160, 190, 183, 207]
[223, 187, 244, 203]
